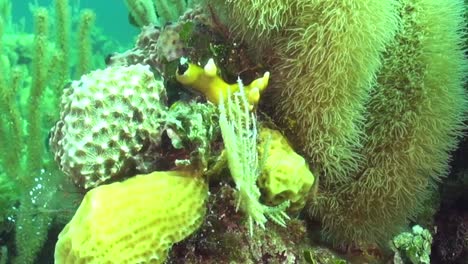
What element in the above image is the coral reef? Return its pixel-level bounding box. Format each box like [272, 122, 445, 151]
[1, 0, 464, 262]
[208, 0, 399, 185]
[50, 64, 168, 189]
[107, 8, 212, 76]
[271, 0, 399, 184]
[108, 24, 185, 73]
[168, 184, 313, 264]
[203, 0, 467, 246]
[55, 170, 208, 264]
[107, 6, 262, 89]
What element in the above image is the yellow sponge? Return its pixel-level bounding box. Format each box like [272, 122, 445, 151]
[176, 58, 270, 107]
[54, 170, 208, 264]
[257, 127, 315, 212]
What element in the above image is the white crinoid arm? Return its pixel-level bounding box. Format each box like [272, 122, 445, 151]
[218, 78, 289, 236]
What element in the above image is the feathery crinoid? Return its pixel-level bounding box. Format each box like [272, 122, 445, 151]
[218, 78, 290, 236]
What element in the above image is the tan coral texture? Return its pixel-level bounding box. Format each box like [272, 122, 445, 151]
[50, 64, 168, 189]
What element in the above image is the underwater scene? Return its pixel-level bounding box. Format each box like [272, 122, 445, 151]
[0, 0, 468, 263]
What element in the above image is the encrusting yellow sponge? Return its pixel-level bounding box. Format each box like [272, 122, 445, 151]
[54, 170, 208, 264]
[257, 127, 315, 212]
[176, 57, 270, 106]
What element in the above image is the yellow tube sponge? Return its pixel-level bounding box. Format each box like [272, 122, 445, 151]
[54, 170, 208, 264]
[176, 58, 270, 106]
[257, 127, 315, 212]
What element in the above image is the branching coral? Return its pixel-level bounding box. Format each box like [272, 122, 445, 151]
[76, 9, 95, 77]
[124, 0, 159, 27]
[125, 0, 193, 27]
[0, 1, 99, 262]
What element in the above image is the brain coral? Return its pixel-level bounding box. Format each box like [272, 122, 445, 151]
[50, 64, 168, 189]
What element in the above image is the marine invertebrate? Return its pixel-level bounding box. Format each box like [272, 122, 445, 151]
[204, 0, 467, 246]
[0, 6, 71, 264]
[76, 9, 95, 77]
[124, 0, 158, 27]
[153, 0, 193, 25]
[217, 77, 289, 235]
[270, 0, 399, 184]
[53, 0, 71, 81]
[176, 58, 270, 106]
[0, 173, 18, 228]
[1, 1, 106, 263]
[50, 64, 168, 189]
[125, 0, 193, 27]
[55, 170, 208, 264]
[205, 0, 297, 47]
[0, 0, 11, 28]
[107, 23, 186, 74]
[393, 225, 432, 264]
[165, 100, 220, 170]
[309, 0, 467, 244]
[257, 127, 315, 213]
[156, 24, 186, 62]
[210, 0, 400, 184]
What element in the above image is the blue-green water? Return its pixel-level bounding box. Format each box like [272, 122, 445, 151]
[12, 0, 138, 46]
